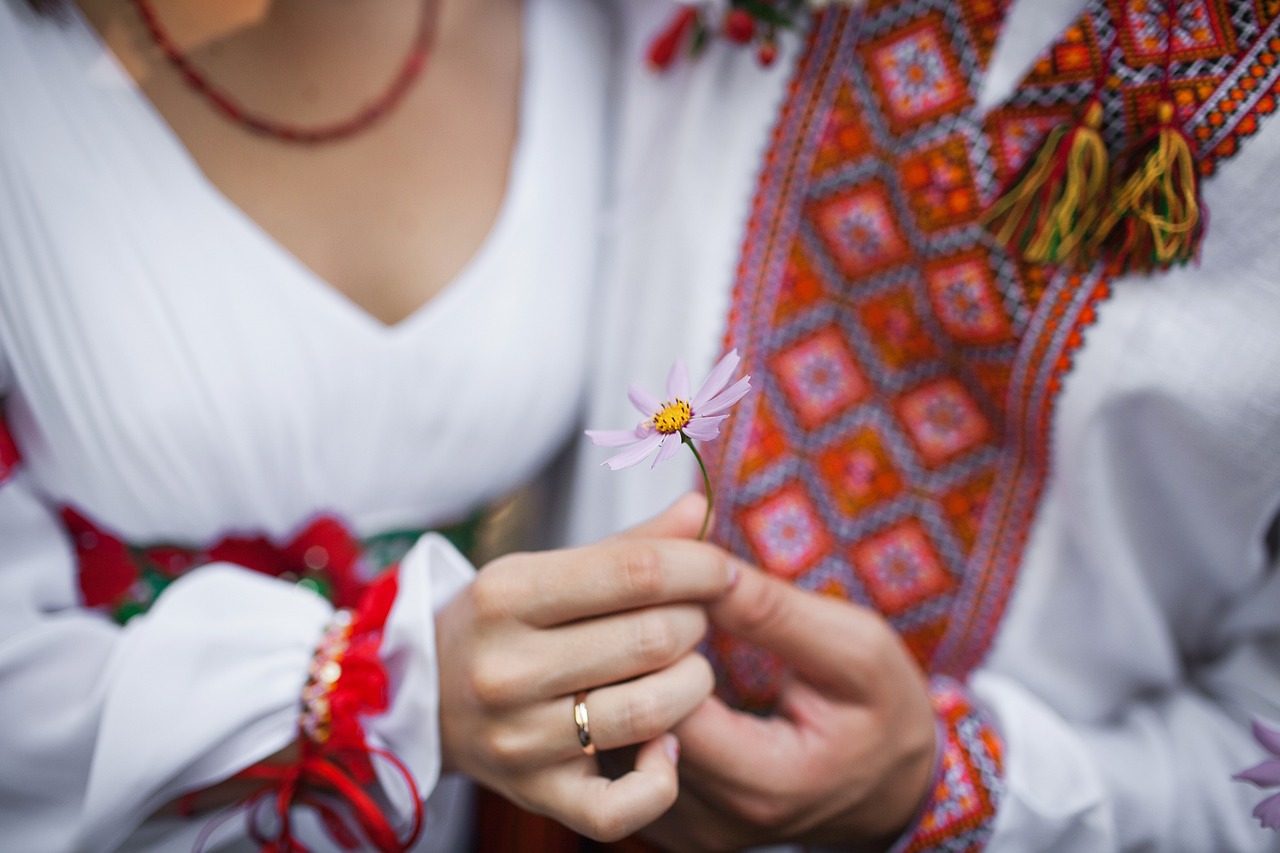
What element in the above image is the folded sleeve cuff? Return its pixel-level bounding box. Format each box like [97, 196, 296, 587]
[888, 675, 1006, 853]
[366, 532, 475, 813]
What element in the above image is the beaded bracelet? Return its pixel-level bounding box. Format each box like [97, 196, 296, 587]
[300, 609, 354, 746]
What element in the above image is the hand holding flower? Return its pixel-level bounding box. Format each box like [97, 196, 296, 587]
[434, 496, 739, 841]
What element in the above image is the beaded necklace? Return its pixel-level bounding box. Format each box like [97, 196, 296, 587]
[132, 0, 439, 144]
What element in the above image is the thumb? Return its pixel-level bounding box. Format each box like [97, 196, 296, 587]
[708, 564, 890, 699]
[613, 492, 710, 541]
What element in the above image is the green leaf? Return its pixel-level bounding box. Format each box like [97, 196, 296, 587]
[736, 0, 798, 28]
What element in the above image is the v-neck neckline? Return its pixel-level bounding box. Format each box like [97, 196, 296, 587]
[67, 0, 538, 340]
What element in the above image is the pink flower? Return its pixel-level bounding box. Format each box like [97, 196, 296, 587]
[1236, 719, 1280, 829]
[586, 349, 751, 470]
[586, 350, 751, 541]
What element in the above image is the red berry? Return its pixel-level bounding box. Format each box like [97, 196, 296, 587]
[722, 9, 756, 45]
[756, 38, 778, 67]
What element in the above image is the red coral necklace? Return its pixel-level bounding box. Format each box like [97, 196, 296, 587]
[131, 0, 439, 145]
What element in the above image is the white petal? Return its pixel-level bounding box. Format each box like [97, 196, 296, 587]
[667, 361, 690, 400]
[698, 375, 752, 417]
[651, 434, 683, 468]
[691, 349, 740, 409]
[628, 384, 662, 416]
[682, 415, 727, 442]
[585, 428, 645, 448]
[603, 433, 664, 470]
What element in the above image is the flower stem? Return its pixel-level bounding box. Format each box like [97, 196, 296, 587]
[682, 435, 713, 541]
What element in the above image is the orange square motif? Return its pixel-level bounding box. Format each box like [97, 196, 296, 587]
[1112, 0, 1237, 65]
[813, 84, 875, 175]
[740, 484, 833, 581]
[818, 427, 904, 518]
[857, 286, 941, 369]
[923, 251, 1012, 345]
[895, 379, 993, 467]
[861, 13, 972, 134]
[898, 136, 980, 232]
[771, 326, 872, 429]
[851, 520, 954, 616]
[810, 180, 912, 281]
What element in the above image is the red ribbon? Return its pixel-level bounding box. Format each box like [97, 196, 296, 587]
[228, 745, 423, 853]
[0, 411, 20, 485]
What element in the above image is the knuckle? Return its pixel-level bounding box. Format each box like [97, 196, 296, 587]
[634, 612, 680, 665]
[583, 805, 629, 843]
[689, 653, 716, 697]
[469, 572, 513, 623]
[618, 544, 665, 600]
[467, 656, 522, 708]
[735, 578, 789, 635]
[618, 690, 665, 741]
[480, 725, 530, 770]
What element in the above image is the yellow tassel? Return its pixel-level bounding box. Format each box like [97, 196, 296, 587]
[1094, 101, 1205, 275]
[982, 100, 1110, 269]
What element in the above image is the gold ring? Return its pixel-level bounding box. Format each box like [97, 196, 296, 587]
[573, 691, 596, 756]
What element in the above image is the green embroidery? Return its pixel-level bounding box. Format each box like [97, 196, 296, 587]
[107, 510, 486, 625]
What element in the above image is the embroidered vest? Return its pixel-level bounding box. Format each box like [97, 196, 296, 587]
[705, 0, 1280, 710]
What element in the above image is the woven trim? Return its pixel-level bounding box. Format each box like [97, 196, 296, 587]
[890, 676, 1005, 853]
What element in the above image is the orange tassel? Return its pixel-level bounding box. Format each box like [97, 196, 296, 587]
[982, 99, 1110, 269]
[1094, 101, 1205, 275]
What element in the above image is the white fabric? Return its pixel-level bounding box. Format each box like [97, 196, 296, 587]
[0, 0, 610, 848]
[567, 2, 1280, 850]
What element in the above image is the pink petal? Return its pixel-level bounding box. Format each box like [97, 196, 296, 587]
[691, 349, 741, 410]
[667, 361, 690, 400]
[1255, 720, 1280, 757]
[1255, 793, 1280, 830]
[602, 433, 664, 470]
[651, 434, 683, 468]
[697, 375, 751, 417]
[682, 415, 727, 442]
[629, 384, 661, 417]
[1237, 759, 1280, 788]
[585, 428, 644, 448]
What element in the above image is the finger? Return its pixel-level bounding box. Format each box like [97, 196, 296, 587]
[612, 493, 709, 541]
[494, 538, 737, 628]
[707, 565, 893, 697]
[582, 653, 714, 752]
[523, 604, 708, 697]
[546, 734, 682, 842]
[496, 654, 713, 769]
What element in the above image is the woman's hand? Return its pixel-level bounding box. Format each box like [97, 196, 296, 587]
[435, 495, 738, 842]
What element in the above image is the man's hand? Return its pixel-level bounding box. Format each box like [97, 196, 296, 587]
[644, 564, 937, 852]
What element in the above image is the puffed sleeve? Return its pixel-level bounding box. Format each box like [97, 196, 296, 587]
[0, 434, 473, 852]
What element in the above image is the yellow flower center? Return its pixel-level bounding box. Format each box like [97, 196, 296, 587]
[651, 399, 693, 435]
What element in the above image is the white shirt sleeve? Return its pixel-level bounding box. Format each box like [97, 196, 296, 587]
[0, 461, 472, 853]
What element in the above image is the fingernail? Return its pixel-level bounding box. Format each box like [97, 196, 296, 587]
[664, 735, 680, 766]
[727, 561, 741, 589]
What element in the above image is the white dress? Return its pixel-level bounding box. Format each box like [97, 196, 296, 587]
[0, 0, 610, 849]
[567, 0, 1280, 851]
